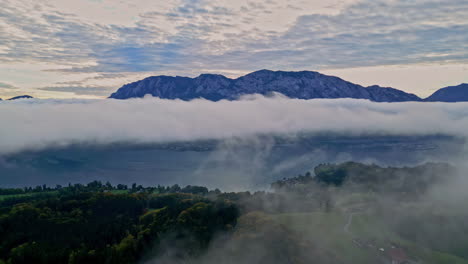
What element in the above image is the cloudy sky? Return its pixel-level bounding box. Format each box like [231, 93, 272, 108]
[1, 0, 467, 99]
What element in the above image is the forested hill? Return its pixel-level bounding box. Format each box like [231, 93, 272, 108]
[272, 161, 454, 192]
[1, 162, 467, 264]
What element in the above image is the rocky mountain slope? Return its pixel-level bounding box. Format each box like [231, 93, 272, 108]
[109, 70, 422, 102]
[425, 83, 468, 102]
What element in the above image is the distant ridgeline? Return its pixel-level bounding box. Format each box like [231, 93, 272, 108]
[109, 70, 468, 102]
[0, 95, 33, 101]
[425, 83, 468, 102]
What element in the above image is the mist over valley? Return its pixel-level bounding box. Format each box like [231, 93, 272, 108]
[2, 0, 468, 262]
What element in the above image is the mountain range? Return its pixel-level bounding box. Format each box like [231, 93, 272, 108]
[109, 70, 421, 102]
[109, 69, 468, 102]
[0, 95, 34, 101]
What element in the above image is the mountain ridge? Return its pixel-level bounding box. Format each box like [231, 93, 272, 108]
[425, 83, 468, 102]
[109, 70, 422, 102]
[0, 95, 34, 101]
[8, 95, 34, 100]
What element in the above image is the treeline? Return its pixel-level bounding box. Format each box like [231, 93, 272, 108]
[0, 188, 238, 264]
[0, 177, 333, 264]
[0, 181, 216, 196]
[272, 161, 454, 194]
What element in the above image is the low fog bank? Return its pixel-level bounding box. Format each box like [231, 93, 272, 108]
[2, 95, 468, 190]
[2, 95, 468, 155]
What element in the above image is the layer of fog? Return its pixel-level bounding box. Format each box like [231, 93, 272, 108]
[1, 94, 468, 155]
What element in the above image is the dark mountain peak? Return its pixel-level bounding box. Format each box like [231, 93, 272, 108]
[242, 69, 320, 79]
[8, 95, 34, 100]
[425, 83, 468, 102]
[245, 69, 274, 75]
[197, 73, 230, 79]
[366, 85, 421, 102]
[109, 70, 421, 102]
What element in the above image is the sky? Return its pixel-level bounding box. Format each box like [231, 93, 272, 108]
[1, 0, 467, 99]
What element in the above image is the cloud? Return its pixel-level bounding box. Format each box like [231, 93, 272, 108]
[37, 86, 115, 96]
[1, 0, 468, 97]
[0, 82, 17, 89]
[0, 82, 22, 99]
[1, 95, 468, 155]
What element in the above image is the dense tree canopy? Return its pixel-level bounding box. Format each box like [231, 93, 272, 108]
[0, 185, 238, 264]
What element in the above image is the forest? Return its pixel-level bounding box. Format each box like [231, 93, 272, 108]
[1, 162, 468, 264]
